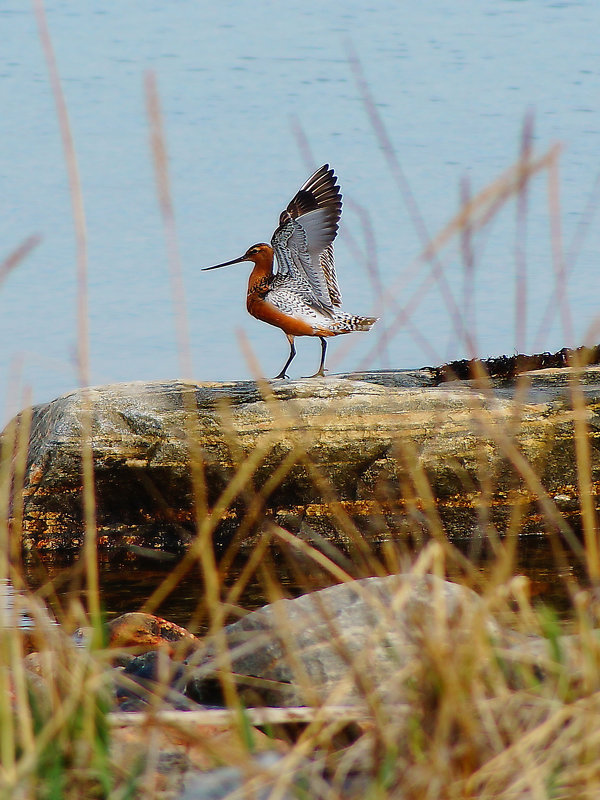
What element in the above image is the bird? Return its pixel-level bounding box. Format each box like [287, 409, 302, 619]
[202, 164, 378, 379]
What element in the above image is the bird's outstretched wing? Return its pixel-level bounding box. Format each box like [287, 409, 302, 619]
[271, 164, 342, 310]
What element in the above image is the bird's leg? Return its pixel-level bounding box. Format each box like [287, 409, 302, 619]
[273, 335, 296, 379]
[303, 336, 327, 378]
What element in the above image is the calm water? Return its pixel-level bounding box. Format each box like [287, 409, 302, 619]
[21, 535, 584, 630]
[2, 1, 600, 422]
[0, 554, 579, 679]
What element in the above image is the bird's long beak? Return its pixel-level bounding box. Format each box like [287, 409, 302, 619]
[202, 255, 248, 271]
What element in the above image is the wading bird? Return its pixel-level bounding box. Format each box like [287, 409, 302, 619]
[203, 164, 377, 379]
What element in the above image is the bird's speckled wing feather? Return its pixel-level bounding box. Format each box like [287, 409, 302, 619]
[271, 164, 342, 310]
[318, 242, 341, 307]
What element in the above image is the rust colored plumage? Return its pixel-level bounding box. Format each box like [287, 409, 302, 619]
[203, 165, 377, 379]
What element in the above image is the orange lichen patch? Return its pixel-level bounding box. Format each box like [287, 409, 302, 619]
[26, 465, 45, 487]
[108, 612, 198, 656]
[30, 536, 82, 551]
[304, 500, 380, 517]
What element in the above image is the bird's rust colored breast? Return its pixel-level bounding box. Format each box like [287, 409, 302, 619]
[246, 295, 319, 337]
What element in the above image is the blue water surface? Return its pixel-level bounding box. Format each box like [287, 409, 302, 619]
[1, 1, 600, 421]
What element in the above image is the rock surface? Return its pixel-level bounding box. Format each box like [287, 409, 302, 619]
[108, 612, 198, 660]
[110, 720, 284, 800]
[4, 366, 600, 550]
[176, 752, 368, 800]
[186, 574, 513, 708]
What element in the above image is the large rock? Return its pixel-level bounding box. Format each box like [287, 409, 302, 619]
[4, 367, 600, 550]
[185, 573, 504, 708]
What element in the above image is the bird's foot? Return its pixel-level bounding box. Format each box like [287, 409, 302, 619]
[272, 371, 290, 380]
[302, 368, 327, 379]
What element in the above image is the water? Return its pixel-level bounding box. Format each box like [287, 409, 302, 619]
[21, 535, 583, 631]
[22, 549, 335, 629]
[0, 578, 37, 630]
[2, 1, 600, 422]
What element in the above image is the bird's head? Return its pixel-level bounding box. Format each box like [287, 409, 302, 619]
[202, 243, 272, 271]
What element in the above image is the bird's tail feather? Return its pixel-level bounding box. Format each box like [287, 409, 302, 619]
[350, 315, 378, 331]
[320, 313, 379, 334]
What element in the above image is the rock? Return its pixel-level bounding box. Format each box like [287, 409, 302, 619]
[4, 366, 600, 550]
[104, 613, 200, 710]
[177, 753, 292, 800]
[176, 752, 369, 800]
[110, 719, 285, 799]
[115, 650, 193, 711]
[185, 573, 502, 708]
[108, 612, 198, 659]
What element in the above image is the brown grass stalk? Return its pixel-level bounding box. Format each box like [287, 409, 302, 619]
[33, 0, 100, 638]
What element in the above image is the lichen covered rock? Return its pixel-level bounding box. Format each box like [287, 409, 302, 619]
[3, 367, 600, 551]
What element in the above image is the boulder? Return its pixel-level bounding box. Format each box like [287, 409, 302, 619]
[185, 573, 502, 708]
[107, 612, 198, 659]
[3, 366, 600, 550]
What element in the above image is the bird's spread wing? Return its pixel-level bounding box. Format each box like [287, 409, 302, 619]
[271, 164, 342, 310]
